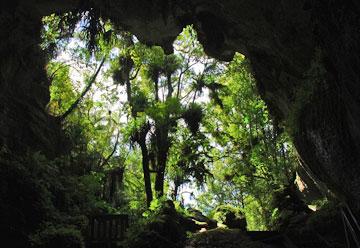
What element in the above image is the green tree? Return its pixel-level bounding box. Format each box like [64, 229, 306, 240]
[197, 54, 298, 230]
[110, 26, 216, 205]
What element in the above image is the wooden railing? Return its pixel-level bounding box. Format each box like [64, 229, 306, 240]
[87, 214, 129, 248]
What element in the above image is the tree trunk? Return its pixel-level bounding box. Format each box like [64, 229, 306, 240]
[139, 136, 153, 206]
[154, 125, 170, 197]
[155, 167, 165, 198]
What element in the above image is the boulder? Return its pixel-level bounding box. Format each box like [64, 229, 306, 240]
[185, 228, 267, 248]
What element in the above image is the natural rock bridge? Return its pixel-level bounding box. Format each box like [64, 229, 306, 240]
[2, 0, 360, 210]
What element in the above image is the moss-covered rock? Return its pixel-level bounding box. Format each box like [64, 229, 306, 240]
[125, 201, 199, 248]
[212, 205, 247, 230]
[187, 208, 217, 230]
[283, 202, 347, 247]
[185, 228, 265, 248]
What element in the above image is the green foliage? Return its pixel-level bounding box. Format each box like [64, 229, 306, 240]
[187, 228, 263, 248]
[31, 226, 85, 248]
[47, 61, 76, 115]
[195, 53, 298, 230]
[183, 103, 204, 135]
[243, 195, 275, 231]
[123, 199, 188, 248]
[211, 205, 243, 225]
[132, 90, 149, 114]
[41, 9, 114, 57]
[0, 145, 105, 247]
[40, 17, 301, 237]
[41, 13, 80, 57]
[0, 150, 55, 238]
[145, 98, 182, 124]
[142, 197, 170, 218]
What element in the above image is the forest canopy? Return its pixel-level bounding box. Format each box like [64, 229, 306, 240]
[42, 13, 301, 228]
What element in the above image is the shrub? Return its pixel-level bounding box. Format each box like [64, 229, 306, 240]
[0, 149, 55, 247]
[212, 205, 246, 229]
[31, 226, 85, 248]
[123, 200, 192, 248]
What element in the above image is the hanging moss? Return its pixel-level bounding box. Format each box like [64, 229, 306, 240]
[183, 103, 204, 135]
[132, 91, 149, 114]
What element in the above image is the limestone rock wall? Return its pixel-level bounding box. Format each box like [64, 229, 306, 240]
[0, 1, 63, 156]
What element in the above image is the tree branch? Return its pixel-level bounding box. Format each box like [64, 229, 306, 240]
[100, 131, 120, 167]
[129, 66, 141, 80]
[59, 57, 106, 121]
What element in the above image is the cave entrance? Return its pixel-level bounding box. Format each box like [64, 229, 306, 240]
[43, 14, 316, 231]
[3, 2, 360, 247]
